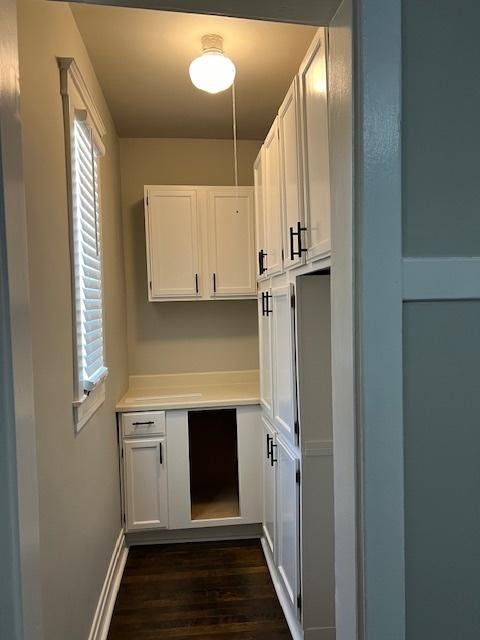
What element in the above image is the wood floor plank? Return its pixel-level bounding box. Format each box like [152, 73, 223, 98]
[107, 539, 292, 639]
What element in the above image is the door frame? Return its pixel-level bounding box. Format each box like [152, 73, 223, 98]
[2, 0, 406, 638]
[0, 1, 44, 638]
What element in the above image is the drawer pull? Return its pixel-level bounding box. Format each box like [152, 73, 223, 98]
[132, 421, 155, 427]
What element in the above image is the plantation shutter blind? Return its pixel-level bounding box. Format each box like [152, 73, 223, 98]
[72, 117, 107, 393]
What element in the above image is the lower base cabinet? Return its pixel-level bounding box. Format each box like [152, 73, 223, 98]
[276, 436, 301, 611]
[124, 437, 168, 532]
[262, 413, 335, 640]
[263, 416, 301, 617]
[120, 405, 262, 534]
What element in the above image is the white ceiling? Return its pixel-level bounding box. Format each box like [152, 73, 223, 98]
[70, 4, 317, 139]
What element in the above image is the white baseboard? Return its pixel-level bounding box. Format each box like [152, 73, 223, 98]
[260, 537, 304, 640]
[88, 530, 128, 640]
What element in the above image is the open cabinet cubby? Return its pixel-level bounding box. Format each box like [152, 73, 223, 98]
[188, 409, 240, 521]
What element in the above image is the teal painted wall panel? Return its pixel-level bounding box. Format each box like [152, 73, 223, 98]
[403, 0, 480, 256]
[404, 301, 480, 638]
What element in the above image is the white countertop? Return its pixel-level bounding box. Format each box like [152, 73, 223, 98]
[116, 370, 260, 412]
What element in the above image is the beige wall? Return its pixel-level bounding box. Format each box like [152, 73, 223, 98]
[119, 137, 261, 375]
[17, 1, 128, 639]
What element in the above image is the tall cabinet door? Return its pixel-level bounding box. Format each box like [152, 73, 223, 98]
[145, 188, 200, 299]
[258, 290, 273, 420]
[264, 118, 283, 277]
[262, 417, 277, 557]
[271, 283, 297, 445]
[298, 28, 331, 261]
[254, 148, 268, 281]
[124, 437, 168, 532]
[279, 78, 305, 270]
[276, 437, 301, 615]
[207, 189, 256, 297]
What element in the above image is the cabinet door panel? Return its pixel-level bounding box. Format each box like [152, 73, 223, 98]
[299, 29, 331, 261]
[264, 119, 283, 276]
[254, 148, 268, 281]
[258, 291, 273, 420]
[146, 189, 200, 298]
[279, 79, 305, 270]
[262, 417, 276, 557]
[276, 438, 300, 614]
[124, 437, 168, 531]
[208, 189, 256, 297]
[272, 284, 297, 444]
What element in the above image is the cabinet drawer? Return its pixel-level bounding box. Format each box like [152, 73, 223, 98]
[122, 411, 166, 438]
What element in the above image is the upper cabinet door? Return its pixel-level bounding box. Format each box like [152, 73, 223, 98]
[207, 189, 256, 297]
[271, 283, 297, 445]
[278, 78, 306, 271]
[254, 147, 268, 281]
[145, 188, 200, 299]
[298, 28, 332, 261]
[264, 119, 283, 277]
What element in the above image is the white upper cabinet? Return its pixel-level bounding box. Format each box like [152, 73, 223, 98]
[145, 186, 256, 301]
[145, 188, 200, 299]
[298, 28, 332, 261]
[264, 119, 283, 277]
[271, 283, 298, 445]
[278, 78, 306, 270]
[207, 189, 256, 297]
[254, 147, 268, 280]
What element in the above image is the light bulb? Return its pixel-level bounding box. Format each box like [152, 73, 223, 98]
[189, 36, 236, 94]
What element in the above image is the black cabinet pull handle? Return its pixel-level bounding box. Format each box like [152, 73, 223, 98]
[270, 443, 278, 466]
[195, 273, 199, 293]
[213, 273, 217, 293]
[258, 249, 267, 275]
[159, 442, 163, 465]
[266, 433, 273, 459]
[290, 221, 308, 259]
[132, 421, 155, 426]
[261, 292, 266, 316]
[289, 226, 295, 261]
[265, 292, 273, 316]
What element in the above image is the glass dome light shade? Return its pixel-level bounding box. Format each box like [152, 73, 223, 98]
[189, 51, 236, 94]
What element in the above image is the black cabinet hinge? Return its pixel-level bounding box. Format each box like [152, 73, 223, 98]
[296, 468, 301, 485]
[291, 292, 296, 309]
[297, 593, 302, 611]
[294, 419, 299, 438]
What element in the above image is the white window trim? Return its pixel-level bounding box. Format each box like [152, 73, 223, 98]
[58, 57, 108, 432]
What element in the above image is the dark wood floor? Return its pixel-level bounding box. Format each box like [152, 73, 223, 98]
[107, 539, 292, 640]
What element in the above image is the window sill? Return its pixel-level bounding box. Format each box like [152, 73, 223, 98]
[74, 380, 106, 432]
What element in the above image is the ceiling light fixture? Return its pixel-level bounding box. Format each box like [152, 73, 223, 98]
[189, 34, 236, 94]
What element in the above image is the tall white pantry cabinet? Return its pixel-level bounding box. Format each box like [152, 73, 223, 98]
[256, 27, 335, 640]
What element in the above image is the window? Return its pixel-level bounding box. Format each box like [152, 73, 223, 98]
[59, 57, 108, 431]
[72, 118, 107, 391]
